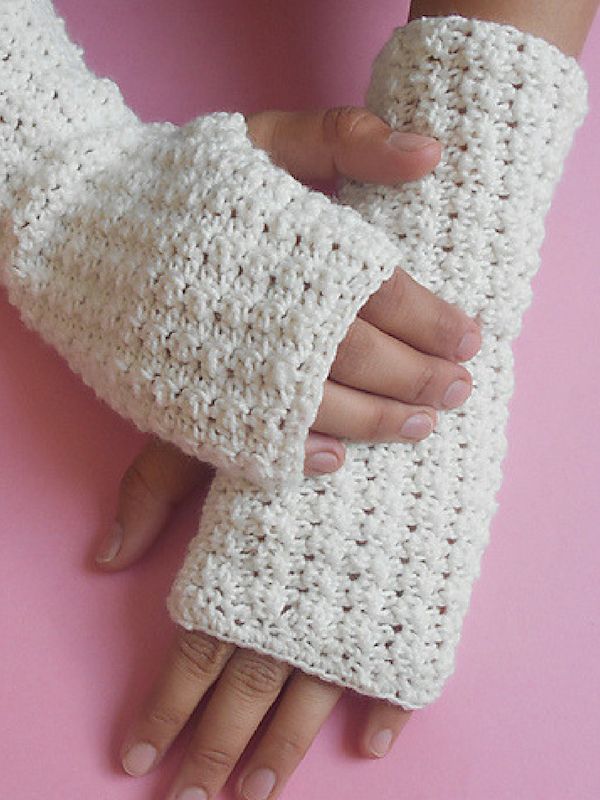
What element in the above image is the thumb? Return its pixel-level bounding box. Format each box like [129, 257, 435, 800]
[94, 431, 346, 569]
[93, 437, 213, 570]
[246, 106, 441, 185]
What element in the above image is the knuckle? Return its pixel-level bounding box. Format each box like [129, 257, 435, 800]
[411, 362, 437, 403]
[119, 461, 163, 508]
[176, 631, 228, 680]
[187, 745, 234, 774]
[228, 654, 287, 700]
[361, 268, 408, 321]
[268, 728, 307, 762]
[323, 105, 372, 145]
[365, 401, 390, 441]
[146, 703, 185, 732]
[334, 319, 372, 376]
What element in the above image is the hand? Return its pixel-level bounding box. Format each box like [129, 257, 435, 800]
[93, 104, 482, 557]
[95, 438, 413, 800]
[246, 108, 482, 475]
[122, 630, 410, 800]
[93, 109, 480, 796]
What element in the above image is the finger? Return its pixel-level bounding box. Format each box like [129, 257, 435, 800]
[331, 317, 473, 411]
[95, 431, 345, 572]
[166, 650, 293, 800]
[94, 437, 214, 569]
[120, 629, 235, 778]
[358, 267, 483, 363]
[246, 107, 441, 184]
[236, 672, 343, 800]
[312, 379, 437, 444]
[304, 431, 346, 476]
[360, 698, 414, 759]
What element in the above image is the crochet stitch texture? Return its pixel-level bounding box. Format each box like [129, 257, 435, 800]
[167, 17, 589, 708]
[0, 0, 405, 490]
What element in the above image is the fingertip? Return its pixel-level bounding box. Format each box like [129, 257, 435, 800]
[384, 135, 443, 183]
[120, 740, 159, 777]
[304, 449, 344, 476]
[304, 432, 346, 476]
[366, 728, 394, 759]
[93, 518, 161, 571]
[387, 131, 440, 153]
[94, 521, 124, 568]
[360, 700, 413, 758]
[455, 323, 483, 362]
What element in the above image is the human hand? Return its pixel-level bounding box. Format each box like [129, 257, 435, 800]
[95, 438, 413, 800]
[94, 104, 484, 561]
[246, 108, 482, 475]
[93, 110, 482, 797]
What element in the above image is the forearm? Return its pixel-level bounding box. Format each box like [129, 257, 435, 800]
[408, 0, 598, 56]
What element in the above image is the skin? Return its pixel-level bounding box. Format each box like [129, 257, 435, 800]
[95, 3, 598, 799]
[99, 107, 451, 799]
[256, 107, 482, 461]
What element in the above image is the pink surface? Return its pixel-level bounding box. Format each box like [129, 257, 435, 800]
[1, 2, 599, 798]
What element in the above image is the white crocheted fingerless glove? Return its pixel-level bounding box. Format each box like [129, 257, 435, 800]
[167, 16, 589, 709]
[0, 0, 403, 489]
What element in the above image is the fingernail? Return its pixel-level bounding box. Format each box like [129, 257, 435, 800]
[241, 767, 277, 800]
[95, 521, 123, 563]
[400, 413, 433, 440]
[369, 728, 393, 757]
[456, 330, 481, 361]
[122, 741, 157, 776]
[388, 131, 438, 151]
[306, 451, 339, 474]
[442, 380, 472, 409]
[176, 788, 208, 800]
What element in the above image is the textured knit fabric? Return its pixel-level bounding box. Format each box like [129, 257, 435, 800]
[0, 0, 404, 490]
[167, 16, 589, 709]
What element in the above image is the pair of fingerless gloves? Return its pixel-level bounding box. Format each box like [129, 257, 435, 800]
[0, 0, 588, 708]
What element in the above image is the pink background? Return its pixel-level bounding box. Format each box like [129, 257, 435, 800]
[1, 1, 599, 798]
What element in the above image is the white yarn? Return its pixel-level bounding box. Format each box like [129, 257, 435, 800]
[0, 0, 404, 490]
[167, 17, 589, 709]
